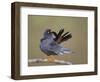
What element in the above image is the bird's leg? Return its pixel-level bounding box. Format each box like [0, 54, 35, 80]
[47, 55, 56, 62]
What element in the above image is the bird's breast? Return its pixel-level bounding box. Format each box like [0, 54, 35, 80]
[40, 39, 51, 48]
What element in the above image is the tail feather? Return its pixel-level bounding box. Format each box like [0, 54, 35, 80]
[62, 32, 69, 37]
[61, 33, 72, 42]
[57, 29, 64, 39]
[59, 50, 72, 55]
[58, 48, 72, 55]
[52, 29, 64, 41]
[51, 29, 72, 43]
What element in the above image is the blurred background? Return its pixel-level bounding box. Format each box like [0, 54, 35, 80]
[28, 15, 88, 66]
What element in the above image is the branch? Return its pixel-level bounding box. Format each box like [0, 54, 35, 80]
[28, 58, 72, 65]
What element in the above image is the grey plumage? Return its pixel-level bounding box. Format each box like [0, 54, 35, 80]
[40, 29, 72, 56]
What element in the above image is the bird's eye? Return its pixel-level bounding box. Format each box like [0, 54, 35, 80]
[48, 31, 50, 33]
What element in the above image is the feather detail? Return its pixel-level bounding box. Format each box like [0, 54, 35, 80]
[51, 29, 72, 44]
[61, 33, 72, 43]
[62, 32, 69, 37]
[56, 29, 64, 43]
[52, 29, 64, 42]
[57, 29, 64, 39]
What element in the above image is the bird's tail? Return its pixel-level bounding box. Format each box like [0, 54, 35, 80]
[52, 29, 72, 44]
[58, 48, 73, 55]
[60, 32, 72, 43]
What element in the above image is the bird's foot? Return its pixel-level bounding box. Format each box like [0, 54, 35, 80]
[47, 55, 56, 63]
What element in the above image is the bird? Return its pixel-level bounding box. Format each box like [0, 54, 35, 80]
[40, 28, 72, 62]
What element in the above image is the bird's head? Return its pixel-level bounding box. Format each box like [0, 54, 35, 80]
[44, 29, 51, 36]
[45, 29, 51, 33]
[43, 29, 53, 39]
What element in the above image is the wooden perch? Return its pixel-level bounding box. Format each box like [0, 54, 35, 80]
[28, 58, 72, 65]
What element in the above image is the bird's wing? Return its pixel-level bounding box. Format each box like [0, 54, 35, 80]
[47, 42, 71, 55]
[51, 29, 72, 44]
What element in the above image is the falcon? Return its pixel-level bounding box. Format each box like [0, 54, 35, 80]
[40, 28, 72, 62]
